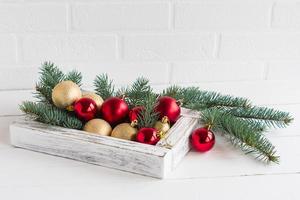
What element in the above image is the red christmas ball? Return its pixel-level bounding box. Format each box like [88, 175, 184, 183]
[100, 97, 129, 125]
[136, 128, 160, 145]
[190, 127, 215, 152]
[155, 96, 181, 123]
[74, 98, 97, 121]
[129, 106, 144, 122]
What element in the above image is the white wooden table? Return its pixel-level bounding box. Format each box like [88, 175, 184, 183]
[1, 81, 300, 200]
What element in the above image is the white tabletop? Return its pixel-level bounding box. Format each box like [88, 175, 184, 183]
[1, 83, 299, 200]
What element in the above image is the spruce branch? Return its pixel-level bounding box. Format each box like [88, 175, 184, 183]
[20, 101, 83, 129]
[65, 70, 82, 86]
[94, 74, 115, 100]
[35, 61, 65, 103]
[124, 77, 154, 108]
[226, 106, 293, 129]
[200, 109, 279, 163]
[136, 94, 159, 129]
[162, 86, 251, 110]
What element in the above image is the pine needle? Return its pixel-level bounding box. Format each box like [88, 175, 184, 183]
[20, 101, 83, 129]
[226, 106, 294, 128]
[93, 74, 115, 100]
[200, 108, 279, 163]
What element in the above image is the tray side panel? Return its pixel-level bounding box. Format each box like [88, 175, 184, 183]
[10, 124, 166, 178]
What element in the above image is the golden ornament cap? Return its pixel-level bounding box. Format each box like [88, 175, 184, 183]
[111, 123, 138, 141]
[82, 91, 104, 109]
[52, 80, 81, 109]
[154, 116, 170, 135]
[83, 119, 112, 136]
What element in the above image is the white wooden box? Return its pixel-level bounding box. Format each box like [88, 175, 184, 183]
[9, 108, 199, 179]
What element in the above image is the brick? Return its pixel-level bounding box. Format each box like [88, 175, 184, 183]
[72, 3, 169, 31]
[171, 62, 265, 84]
[0, 3, 66, 32]
[272, 2, 300, 29]
[219, 33, 300, 59]
[0, 35, 16, 63]
[0, 66, 38, 89]
[21, 34, 117, 62]
[122, 34, 215, 61]
[267, 61, 300, 80]
[59, 62, 170, 86]
[175, 2, 269, 30]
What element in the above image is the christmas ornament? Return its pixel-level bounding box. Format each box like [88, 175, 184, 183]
[129, 106, 144, 123]
[83, 119, 112, 136]
[74, 98, 97, 121]
[111, 123, 138, 141]
[52, 80, 82, 109]
[154, 116, 170, 135]
[100, 97, 129, 125]
[190, 127, 215, 152]
[82, 91, 103, 110]
[136, 128, 160, 145]
[155, 96, 181, 123]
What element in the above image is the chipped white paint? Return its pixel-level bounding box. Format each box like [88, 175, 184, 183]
[9, 109, 199, 178]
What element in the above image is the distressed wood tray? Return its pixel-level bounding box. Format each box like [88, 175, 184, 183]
[10, 108, 200, 178]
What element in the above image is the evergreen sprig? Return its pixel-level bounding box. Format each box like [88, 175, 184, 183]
[35, 62, 83, 103]
[225, 106, 293, 128]
[65, 70, 83, 86]
[19, 62, 293, 164]
[20, 101, 83, 129]
[200, 109, 279, 163]
[123, 77, 155, 108]
[94, 74, 115, 100]
[162, 86, 250, 110]
[21, 62, 83, 130]
[136, 93, 159, 129]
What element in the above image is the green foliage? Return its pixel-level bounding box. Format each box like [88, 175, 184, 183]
[65, 70, 83, 86]
[35, 62, 65, 103]
[20, 101, 83, 129]
[20, 62, 293, 164]
[162, 86, 250, 110]
[200, 109, 279, 163]
[93, 74, 115, 100]
[21, 62, 83, 130]
[225, 106, 293, 128]
[123, 77, 155, 108]
[136, 93, 159, 129]
[35, 62, 83, 103]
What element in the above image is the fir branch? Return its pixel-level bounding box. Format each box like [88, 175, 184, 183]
[124, 77, 154, 108]
[136, 94, 159, 129]
[226, 106, 293, 129]
[94, 74, 115, 100]
[35, 61, 65, 103]
[20, 101, 83, 129]
[161, 86, 251, 110]
[200, 109, 279, 163]
[65, 70, 82, 86]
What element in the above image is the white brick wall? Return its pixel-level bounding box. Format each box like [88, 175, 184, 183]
[0, 0, 299, 91]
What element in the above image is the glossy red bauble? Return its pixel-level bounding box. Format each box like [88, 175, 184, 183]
[129, 106, 144, 122]
[74, 98, 97, 121]
[190, 127, 215, 152]
[155, 96, 181, 123]
[100, 97, 129, 125]
[136, 128, 160, 145]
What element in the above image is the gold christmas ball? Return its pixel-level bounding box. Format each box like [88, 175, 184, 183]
[52, 80, 82, 109]
[82, 91, 104, 109]
[154, 116, 170, 134]
[83, 119, 112, 136]
[111, 123, 137, 141]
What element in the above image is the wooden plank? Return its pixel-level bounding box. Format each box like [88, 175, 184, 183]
[10, 122, 167, 178]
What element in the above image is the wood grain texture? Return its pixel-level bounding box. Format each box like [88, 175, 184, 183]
[9, 110, 198, 178]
